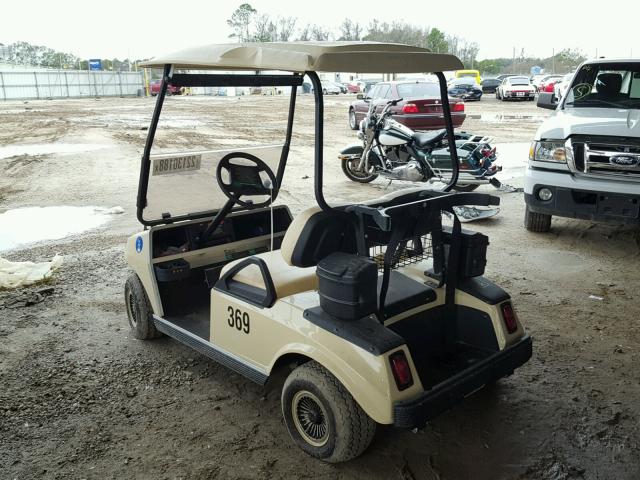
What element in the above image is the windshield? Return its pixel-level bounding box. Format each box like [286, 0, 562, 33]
[397, 82, 440, 97]
[565, 62, 640, 109]
[142, 78, 292, 223]
[508, 77, 530, 85]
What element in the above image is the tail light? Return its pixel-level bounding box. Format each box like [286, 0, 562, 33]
[389, 351, 413, 391]
[452, 102, 465, 112]
[402, 103, 419, 114]
[501, 302, 518, 334]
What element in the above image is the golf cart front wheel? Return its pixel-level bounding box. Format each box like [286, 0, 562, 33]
[282, 361, 376, 463]
[124, 273, 162, 340]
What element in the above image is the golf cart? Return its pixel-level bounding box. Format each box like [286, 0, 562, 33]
[125, 42, 532, 463]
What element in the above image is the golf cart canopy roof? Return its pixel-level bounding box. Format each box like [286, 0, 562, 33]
[139, 41, 464, 73]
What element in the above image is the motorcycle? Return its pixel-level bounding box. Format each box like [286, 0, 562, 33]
[338, 98, 503, 191]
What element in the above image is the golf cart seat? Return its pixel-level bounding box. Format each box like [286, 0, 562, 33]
[217, 207, 356, 305]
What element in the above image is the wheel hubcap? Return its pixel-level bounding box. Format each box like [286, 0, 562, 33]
[292, 390, 329, 447]
[346, 159, 374, 178]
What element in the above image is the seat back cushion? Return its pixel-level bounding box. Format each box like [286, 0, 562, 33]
[281, 207, 357, 267]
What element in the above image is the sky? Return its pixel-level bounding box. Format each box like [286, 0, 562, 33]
[2, 0, 637, 61]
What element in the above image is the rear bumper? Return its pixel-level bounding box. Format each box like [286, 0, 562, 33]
[393, 334, 532, 428]
[394, 113, 466, 131]
[503, 91, 535, 99]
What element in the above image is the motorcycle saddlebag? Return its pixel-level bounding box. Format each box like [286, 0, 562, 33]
[316, 252, 378, 320]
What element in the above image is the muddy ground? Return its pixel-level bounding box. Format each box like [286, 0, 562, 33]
[0, 93, 639, 480]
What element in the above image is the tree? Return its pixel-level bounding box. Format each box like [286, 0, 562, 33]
[310, 24, 331, 41]
[338, 19, 363, 41]
[426, 28, 448, 54]
[227, 3, 257, 42]
[277, 16, 297, 41]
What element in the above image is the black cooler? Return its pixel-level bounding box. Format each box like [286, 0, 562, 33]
[316, 252, 378, 320]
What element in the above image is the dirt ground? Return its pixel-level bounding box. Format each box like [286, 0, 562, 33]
[1, 92, 639, 480]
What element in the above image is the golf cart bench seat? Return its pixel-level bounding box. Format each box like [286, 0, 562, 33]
[217, 207, 357, 305]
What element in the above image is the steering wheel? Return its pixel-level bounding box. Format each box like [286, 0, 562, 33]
[216, 152, 277, 209]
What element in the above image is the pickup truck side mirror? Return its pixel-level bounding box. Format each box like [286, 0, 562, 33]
[537, 92, 558, 110]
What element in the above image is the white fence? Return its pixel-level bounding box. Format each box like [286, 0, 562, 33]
[0, 69, 144, 100]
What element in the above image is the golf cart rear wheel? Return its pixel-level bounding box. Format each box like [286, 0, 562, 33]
[282, 361, 376, 463]
[341, 157, 378, 183]
[452, 183, 479, 192]
[524, 205, 552, 232]
[124, 274, 162, 340]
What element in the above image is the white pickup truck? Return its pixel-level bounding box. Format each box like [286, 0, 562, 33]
[524, 59, 640, 232]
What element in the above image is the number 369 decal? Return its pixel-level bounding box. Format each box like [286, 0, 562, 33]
[227, 306, 250, 334]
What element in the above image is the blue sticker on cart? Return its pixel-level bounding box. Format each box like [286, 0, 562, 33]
[135, 236, 143, 253]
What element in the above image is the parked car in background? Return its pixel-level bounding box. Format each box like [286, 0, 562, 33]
[149, 80, 184, 96]
[343, 82, 360, 93]
[481, 78, 501, 93]
[455, 69, 482, 84]
[334, 82, 348, 94]
[448, 78, 483, 100]
[496, 74, 518, 81]
[318, 82, 341, 95]
[553, 73, 574, 100]
[537, 75, 563, 93]
[542, 77, 563, 93]
[496, 76, 536, 101]
[348, 80, 465, 130]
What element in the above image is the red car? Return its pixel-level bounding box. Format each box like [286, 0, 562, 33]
[343, 82, 361, 93]
[537, 75, 562, 93]
[348, 81, 465, 130]
[542, 79, 562, 93]
[149, 80, 184, 96]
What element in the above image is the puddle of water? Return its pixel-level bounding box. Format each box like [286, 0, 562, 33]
[0, 206, 120, 252]
[0, 143, 109, 160]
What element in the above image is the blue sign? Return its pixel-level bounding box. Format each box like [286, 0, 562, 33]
[89, 59, 102, 71]
[530, 65, 542, 75]
[135, 236, 143, 253]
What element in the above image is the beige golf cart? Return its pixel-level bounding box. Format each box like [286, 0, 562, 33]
[124, 42, 532, 463]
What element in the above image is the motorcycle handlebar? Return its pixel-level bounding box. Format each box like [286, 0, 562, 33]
[388, 98, 403, 106]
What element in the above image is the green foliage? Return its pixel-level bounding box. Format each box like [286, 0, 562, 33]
[227, 3, 257, 42]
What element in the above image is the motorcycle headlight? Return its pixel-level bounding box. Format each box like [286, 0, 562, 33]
[530, 140, 570, 163]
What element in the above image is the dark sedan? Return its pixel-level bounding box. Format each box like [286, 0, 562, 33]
[480, 78, 501, 93]
[448, 79, 483, 101]
[348, 81, 466, 130]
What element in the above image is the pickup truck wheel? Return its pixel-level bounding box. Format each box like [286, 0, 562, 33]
[282, 361, 376, 463]
[348, 109, 358, 130]
[524, 206, 552, 232]
[124, 274, 162, 340]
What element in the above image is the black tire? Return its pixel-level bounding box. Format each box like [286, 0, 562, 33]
[323, 88, 327, 95]
[124, 273, 162, 340]
[452, 183, 480, 192]
[524, 205, 552, 232]
[341, 156, 378, 183]
[348, 109, 358, 130]
[495, 90, 500, 100]
[282, 361, 376, 463]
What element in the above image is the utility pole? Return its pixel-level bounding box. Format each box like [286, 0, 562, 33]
[552, 48, 555, 74]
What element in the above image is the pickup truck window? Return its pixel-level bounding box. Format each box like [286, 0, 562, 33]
[564, 62, 640, 109]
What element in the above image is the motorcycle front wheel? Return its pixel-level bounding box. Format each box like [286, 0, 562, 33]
[341, 157, 379, 183]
